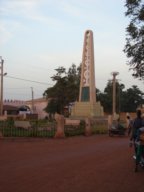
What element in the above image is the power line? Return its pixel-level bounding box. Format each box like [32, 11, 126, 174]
[5, 75, 53, 85]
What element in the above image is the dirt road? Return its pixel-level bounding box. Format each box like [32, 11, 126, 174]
[0, 135, 143, 192]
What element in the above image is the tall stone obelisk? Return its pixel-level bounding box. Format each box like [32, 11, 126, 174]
[71, 30, 104, 117]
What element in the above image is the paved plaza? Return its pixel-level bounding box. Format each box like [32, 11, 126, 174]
[0, 135, 144, 192]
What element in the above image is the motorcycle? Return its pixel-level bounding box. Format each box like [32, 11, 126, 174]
[108, 121, 127, 137]
[130, 127, 144, 172]
[109, 127, 127, 136]
[133, 141, 144, 172]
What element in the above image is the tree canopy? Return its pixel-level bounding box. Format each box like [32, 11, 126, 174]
[124, 0, 144, 79]
[43, 64, 81, 115]
[120, 85, 144, 112]
[96, 81, 125, 113]
[96, 82, 144, 113]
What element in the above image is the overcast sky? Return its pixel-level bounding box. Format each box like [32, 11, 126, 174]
[0, 0, 144, 101]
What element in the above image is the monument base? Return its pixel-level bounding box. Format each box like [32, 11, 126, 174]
[71, 101, 104, 117]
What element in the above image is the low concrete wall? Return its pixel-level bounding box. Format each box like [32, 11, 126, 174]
[14, 121, 31, 129]
[65, 119, 80, 126]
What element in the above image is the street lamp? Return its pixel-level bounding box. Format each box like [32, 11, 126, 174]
[0, 56, 7, 116]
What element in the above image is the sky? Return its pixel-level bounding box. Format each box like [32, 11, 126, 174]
[0, 0, 144, 101]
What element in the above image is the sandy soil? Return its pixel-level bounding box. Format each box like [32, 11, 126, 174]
[0, 135, 144, 192]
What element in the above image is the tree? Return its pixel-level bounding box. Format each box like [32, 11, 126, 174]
[43, 64, 81, 115]
[97, 81, 113, 113]
[96, 81, 125, 113]
[120, 85, 144, 112]
[124, 0, 144, 79]
[96, 81, 143, 113]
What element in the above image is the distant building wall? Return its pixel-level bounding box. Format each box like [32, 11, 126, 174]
[26, 97, 48, 119]
[4, 99, 26, 107]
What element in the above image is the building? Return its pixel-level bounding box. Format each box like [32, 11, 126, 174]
[26, 97, 48, 119]
[3, 98, 48, 119]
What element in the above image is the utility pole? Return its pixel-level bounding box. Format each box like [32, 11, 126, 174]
[31, 87, 34, 113]
[111, 72, 119, 118]
[0, 57, 7, 116]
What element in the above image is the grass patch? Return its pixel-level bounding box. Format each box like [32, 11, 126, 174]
[0, 120, 56, 138]
[92, 124, 108, 134]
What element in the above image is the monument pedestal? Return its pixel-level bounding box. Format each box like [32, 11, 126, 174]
[71, 101, 104, 117]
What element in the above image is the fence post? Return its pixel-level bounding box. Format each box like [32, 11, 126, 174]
[0, 130, 3, 138]
[108, 115, 113, 130]
[54, 113, 65, 138]
[85, 117, 92, 136]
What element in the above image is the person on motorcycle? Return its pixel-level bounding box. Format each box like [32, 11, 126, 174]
[135, 113, 144, 143]
[130, 110, 142, 139]
[130, 110, 143, 153]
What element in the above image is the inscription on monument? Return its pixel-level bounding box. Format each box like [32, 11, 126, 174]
[83, 31, 90, 87]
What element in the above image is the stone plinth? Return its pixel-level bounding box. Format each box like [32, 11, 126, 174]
[71, 101, 104, 117]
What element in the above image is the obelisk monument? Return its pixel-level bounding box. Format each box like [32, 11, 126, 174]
[71, 30, 104, 117]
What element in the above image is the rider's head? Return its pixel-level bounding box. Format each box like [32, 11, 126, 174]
[136, 109, 141, 118]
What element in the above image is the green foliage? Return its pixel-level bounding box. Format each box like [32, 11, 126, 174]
[0, 119, 109, 138]
[44, 63, 81, 115]
[120, 85, 144, 112]
[92, 126, 108, 134]
[90, 120, 108, 134]
[97, 81, 144, 113]
[64, 120, 85, 136]
[0, 120, 56, 137]
[2, 128, 56, 138]
[96, 81, 125, 113]
[124, 0, 144, 79]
